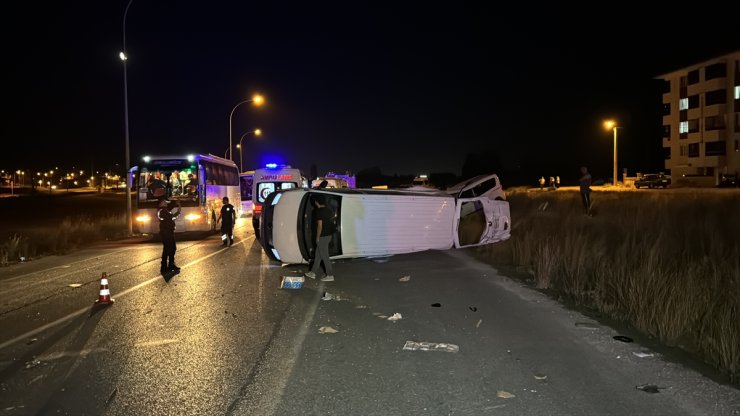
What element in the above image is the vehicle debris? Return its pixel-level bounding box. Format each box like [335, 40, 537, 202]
[402, 341, 458, 353]
[387, 313, 402, 321]
[497, 390, 515, 399]
[399, 275, 411, 282]
[318, 326, 338, 334]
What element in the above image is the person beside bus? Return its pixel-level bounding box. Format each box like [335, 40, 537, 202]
[158, 198, 182, 274]
[217, 196, 236, 246]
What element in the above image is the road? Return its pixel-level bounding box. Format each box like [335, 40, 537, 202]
[1, 223, 739, 415]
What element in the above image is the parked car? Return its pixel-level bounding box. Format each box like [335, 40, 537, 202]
[634, 173, 671, 189]
[259, 174, 511, 264]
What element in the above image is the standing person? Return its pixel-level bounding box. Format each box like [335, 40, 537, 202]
[305, 194, 336, 282]
[158, 198, 182, 274]
[556, 176, 560, 189]
[539, 176, 545, 190]
[579, 166, 592, 216]
[217, 196, 236, 246]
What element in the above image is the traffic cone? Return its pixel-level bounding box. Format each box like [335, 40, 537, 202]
[95, 272, 115, 305]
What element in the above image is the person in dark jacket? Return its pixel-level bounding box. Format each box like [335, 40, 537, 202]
[217, 196, 236, 246]
[305, 194, 336, 282]
[158, 198, 181, 273]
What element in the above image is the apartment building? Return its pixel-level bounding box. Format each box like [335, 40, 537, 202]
[656, 51, 740, 185]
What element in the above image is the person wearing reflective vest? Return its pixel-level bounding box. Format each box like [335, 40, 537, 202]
[158, 198, 181, 274]
[217, 196, 236, 246]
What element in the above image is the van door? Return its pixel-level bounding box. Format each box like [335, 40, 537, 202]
[448, 174, 505, 201]
[453, 198, 511, 248]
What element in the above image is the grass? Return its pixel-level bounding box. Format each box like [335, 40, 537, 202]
[0, 214, 128, 265]
[474, 188, 740, 384]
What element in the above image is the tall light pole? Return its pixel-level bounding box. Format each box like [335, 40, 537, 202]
[121, 0, 134, 235]
[237, 129, 262, 172]
[229, 94, 265, 161]
[604, 120, 619, 186]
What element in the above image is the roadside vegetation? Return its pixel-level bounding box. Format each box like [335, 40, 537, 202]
[0, 214, 127, 266]
[474, 188, 740, 383]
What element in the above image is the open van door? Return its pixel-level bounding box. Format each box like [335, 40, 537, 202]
[446, 174, 505, 201]
[453, 198, 511, 248]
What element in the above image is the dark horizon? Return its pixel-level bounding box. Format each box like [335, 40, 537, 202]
[3, 2, 739, 185]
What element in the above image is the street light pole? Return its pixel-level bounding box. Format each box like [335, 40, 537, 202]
[228, 95, 264, 161]
[603, 120, 619, 187]
[122, 0, 134, 235]
[612, 126, 618, 187]
[238, 129, 262, 172]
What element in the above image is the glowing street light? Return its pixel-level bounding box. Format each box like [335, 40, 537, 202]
[604, 119, 619, 186]
[228, 94, 265, 161]
[237, 128, 262, 172]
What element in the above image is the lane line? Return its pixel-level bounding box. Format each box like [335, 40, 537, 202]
[0, 235, 254, 351]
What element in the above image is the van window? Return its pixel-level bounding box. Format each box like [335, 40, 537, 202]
[460, 177, 499, 198]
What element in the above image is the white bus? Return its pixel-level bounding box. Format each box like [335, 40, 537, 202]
[252, 163, 306, 238]
[131, 154, 241, 234]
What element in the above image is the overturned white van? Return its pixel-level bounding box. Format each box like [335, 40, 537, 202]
[259, 174, 511, 264]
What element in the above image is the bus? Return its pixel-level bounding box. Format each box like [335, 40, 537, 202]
[252, 163, 306, 237]
[239, 170, 255, 217]
[130, 153, 241, 234]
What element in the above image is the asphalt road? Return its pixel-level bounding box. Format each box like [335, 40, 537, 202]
[0, 217, 739, 414]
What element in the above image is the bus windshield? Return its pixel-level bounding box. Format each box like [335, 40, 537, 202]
[135, 160, 200, 208]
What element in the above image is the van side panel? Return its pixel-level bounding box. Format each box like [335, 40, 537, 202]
[339, 194, 455, 257]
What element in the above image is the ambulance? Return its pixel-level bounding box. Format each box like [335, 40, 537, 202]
[252, 164, 306, 238]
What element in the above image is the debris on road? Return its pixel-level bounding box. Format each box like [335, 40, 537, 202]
[575, 322, 600, 329]
[321, 292, 341, 301]
[613, 335, 633, 343]
[431, 303, 441, 307]
[469, 306, 477, 312]
[534, 374, 547, 380]
[497, 390, 516, 399]
[68, 283, 83, 288]
[632, 351, 655, 358]
[318, 326, 338, 334]
[387, 313, 402, 321]
[475, 319, 482, 328]
[280, 276, 304, 289]
[402, 340, 459, 353]
[635, 384, 663, 393]
[399, 275, 411, 282]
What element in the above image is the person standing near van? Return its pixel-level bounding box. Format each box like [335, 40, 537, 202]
[218, 196, 236, 246]
[579, 166, 592, 216]
[305, 194, 336, 282]
[158, 198, 181, 274]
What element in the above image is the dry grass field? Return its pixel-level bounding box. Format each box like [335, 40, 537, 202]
[473, 186, 740, 383]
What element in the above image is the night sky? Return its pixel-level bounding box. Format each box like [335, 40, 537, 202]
[3, 2, 738, 185]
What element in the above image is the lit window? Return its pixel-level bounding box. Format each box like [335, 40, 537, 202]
[679, 98, 689, 110]
[679, 121, 689, 133]
[735, 86, 739, 100]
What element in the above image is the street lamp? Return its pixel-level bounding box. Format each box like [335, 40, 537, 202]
[603, 120, 619, 186]
[229, 94, 265, 161]
[237, 129, 262, 172]
[121, 0, 134, 235]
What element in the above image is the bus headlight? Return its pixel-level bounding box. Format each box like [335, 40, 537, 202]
[136, 215, 151, 223]
[185, 214, 201, 221]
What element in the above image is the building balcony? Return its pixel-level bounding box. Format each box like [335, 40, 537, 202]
[702, 77, 728, 91]
[703, 129, 725, 142]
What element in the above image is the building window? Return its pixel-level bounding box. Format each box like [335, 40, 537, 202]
[736, 140, 739, 152]
[688, 143, 700, 157]
[705, 62, 727, 80]
[688, 94, 700, 109]
[705, 89, 727, 106]
[705, 115, 726, 130]
[663, 125, 671, 138]
[735, 86, 739, 100]
[680, 121, 689, 134]
[664, 147, 671, 159]
[705, 141, 726, 156]
[688, 69, 700, 85]
[662, 103, 671, 115]
[679, 98, 689, 110]
[680, 76, 688, 88]
[688, 119, 700, 133]
[662, 80, 671, 94]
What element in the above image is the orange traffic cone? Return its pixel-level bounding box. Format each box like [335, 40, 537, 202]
[95, 272, 115, 305]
